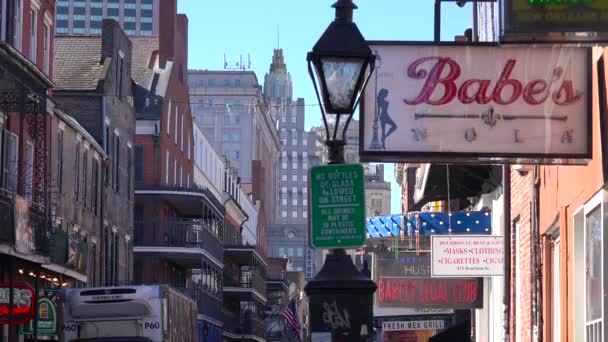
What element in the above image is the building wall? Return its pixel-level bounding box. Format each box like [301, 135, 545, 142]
[53, 20, 135, 285]
[536, 48, 606, 342]
[49, 108, 106, 286]
[55, 0, 159, 36]
[510, 169, 533, 342]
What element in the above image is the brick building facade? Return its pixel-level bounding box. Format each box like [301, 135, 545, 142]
[52, 19, 135, 286]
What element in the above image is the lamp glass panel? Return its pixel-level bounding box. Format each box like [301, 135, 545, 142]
[320, 57, 364, 112]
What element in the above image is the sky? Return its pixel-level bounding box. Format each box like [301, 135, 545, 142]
[177, 1, 473, 214]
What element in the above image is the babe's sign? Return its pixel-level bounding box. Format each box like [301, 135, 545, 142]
[361, 43, 591, 164]
[376, 278, 483, 309]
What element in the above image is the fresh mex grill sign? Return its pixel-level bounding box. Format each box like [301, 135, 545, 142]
[374, 252, 483, 309]
[360, 44, 591, 164]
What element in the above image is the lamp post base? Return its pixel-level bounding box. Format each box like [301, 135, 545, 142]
[368, 120, 382, 150]
[305, 249, 377, 342]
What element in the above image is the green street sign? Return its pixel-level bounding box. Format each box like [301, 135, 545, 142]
[309, 164, 366, 249]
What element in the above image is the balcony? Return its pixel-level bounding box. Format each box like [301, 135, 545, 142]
[134, 218, 224, 269]
[174, 284, 224, 324]
[135, 183, 224, 219]
[223, 309, 266, 342]
[0, 187, 51, 256]
[224, 271, 267, 303]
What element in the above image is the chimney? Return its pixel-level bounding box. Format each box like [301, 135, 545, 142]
[101, 19, 120, 59]
[159, 0, 177, 68]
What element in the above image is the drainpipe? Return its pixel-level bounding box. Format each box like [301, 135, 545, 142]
[503, 165, 511, 342]
[531, 166, 542, 342]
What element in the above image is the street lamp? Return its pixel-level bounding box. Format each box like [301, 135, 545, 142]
[305, 1, 377, 341]
[307, 0, 376, 164]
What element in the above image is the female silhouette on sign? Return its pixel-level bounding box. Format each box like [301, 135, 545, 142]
[377, 88, 397, 149]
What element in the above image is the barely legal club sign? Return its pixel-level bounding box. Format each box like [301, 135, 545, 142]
[361, 44, 590, 163]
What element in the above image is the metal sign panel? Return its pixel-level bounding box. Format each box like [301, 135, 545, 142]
[431, 235, 505, 277]
[383, 320, 445, 331]
[309, 164, 366, 249]
[360, 43, 592, 164]
[502, 0, 608, 42]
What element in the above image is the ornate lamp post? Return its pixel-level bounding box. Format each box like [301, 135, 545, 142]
[305, 1, 376, 341]
[368, 50, 383, 150]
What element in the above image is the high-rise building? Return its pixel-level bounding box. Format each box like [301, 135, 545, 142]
[56, 0, 159, 36]
[262, 49, 322, 278]
[188, 69, 281, 255]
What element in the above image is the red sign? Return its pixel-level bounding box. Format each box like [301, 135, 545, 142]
[376, 278, 483, 309]
[0, 282, 35, 324]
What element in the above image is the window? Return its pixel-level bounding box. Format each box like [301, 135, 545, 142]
[174, 108, 178, 144]
[292, 187, 297, 194]
[303, 175, 307, 183]
[13, 0, 22, 51]
[585, 206, 602, 341]
[104, 124, 111, 185]
[292, 211, 298, 218]
[2, 131, 17, 192]
[165, 150, 169, 184]
[303, 188, 308, 195]
[57, 129, 64, 193]
[288, 247, 294, 257]
[297, 248, 304, 257]
[514, 219, 522, 342]
[173, 160, 177, 185]
[127, 145, 132, 196]
[292, 175, 297, 182]
[24, 141, 33, 202]
[292, 162, 297, 169]
[278, 247, 285, 256]
[281, 198, 287, 205]
[166, 100, 171, 134]
[303, 211, 308, 218]
[281, 211, 287, 218]
[553, 235, 561, 342]
[43, 23, 50, 74]
[281, 187, 287, 194]
[292, 151, 297, 159]
[281, 175, 287, 182]
[302, 136, 308, 145]
[180, 166, 183, 187]
[82, 149, 88, 206]
[92, 159, 99, 214]
[291, 115, 297, 123]
[180, 113, 184, 150]
[282, 162, 287, 170]
[292, 138, 297, 145]
[303, 162, 308, 170]
[114, 134, 120, 193]
[29, 9, 36, 62]
[74, 140, 80, 201]
[118, 55, 124, 99]
[187, 135, 190, 160]
[292, 198, 297, 206]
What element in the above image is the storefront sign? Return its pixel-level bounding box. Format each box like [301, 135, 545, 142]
[431, 235, 505, 277]
[20, 289, 59, 336]
[0, 282, 35, 324]
[376, 278, 483, 309]
[309, 164, 366, 249]
[376, 253, 432, 278]
[383, 320, 445, 332]
[360, 43, 591, 164]
[502, 0, 608, 41]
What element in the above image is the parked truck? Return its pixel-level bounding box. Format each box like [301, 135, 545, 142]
[59, 285, 197, 342]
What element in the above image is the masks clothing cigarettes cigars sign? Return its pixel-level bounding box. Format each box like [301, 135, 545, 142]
[309, 164, 366, 249]
[360, 43, 591, 163]
[431, 235, 505, 277]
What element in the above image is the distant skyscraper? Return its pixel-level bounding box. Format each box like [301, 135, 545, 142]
[264, 49, 322, 278]
[56, 0, 159, 36]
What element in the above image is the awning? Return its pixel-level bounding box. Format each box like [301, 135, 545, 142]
[413, 165, 502, 211]
[366, 211, 492, 237]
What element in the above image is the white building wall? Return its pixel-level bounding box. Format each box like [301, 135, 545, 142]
[192, 122, 223, 202]
[474, 189, 505, 342]
[239, 187, 259, 246]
